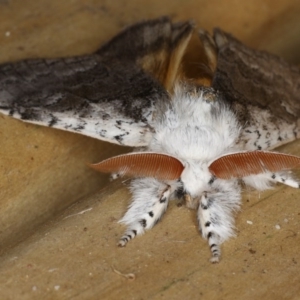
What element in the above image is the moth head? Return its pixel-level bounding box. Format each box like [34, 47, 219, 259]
[180, 161, 212, 197]
[90, 151, 300, 192]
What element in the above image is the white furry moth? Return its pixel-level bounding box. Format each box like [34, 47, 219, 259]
[0, 17, 300, 263]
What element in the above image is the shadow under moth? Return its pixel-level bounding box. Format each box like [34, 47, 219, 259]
[0, 17, 300, 263]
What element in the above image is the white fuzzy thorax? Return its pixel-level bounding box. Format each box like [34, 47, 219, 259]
[150, 86, 240, 161]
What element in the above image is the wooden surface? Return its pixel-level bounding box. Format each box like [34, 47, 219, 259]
[0, 1, 300, 299]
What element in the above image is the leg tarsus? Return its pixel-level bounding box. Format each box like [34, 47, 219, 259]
[210, 256, 220, 264]
[118, 228, 139, 247]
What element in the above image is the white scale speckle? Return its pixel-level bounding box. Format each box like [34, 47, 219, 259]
[275, 224, 281, 230]
[54, 285, 60, 291]
[246, 220, 253, 225]
[48, 268, 58, 272]
[5, 31, 11, 37]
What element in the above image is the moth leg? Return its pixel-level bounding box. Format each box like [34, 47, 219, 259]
[243, 172, 300, 190]
[198, 193, 221, 263]
[197, 182, 241, 263]
[118, 178, 173, 247]
[270, 172, 300, 188]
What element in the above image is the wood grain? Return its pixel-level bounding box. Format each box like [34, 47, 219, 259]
[0, 1, 299, 299]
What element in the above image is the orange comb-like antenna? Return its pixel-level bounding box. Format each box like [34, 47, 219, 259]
[90, 152, 184, 180]
[209, 151, 300, 180]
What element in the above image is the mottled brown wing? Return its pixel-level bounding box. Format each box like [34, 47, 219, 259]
[90, 152, 184, 180]
[209, 151, 300, 180]
[212, 28, 300, 123]
[0, 17, 193, 147]
[209, 28, 300, 151]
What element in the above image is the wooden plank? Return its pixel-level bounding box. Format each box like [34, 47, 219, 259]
[0, 1, 299, 299]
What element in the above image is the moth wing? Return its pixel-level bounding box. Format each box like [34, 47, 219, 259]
[209, 150, 300, 180]
[205, 28, 300, 150]
[0, 17, 193, 147]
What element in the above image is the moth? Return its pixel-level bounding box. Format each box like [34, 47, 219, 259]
[0, 17, 300, 262]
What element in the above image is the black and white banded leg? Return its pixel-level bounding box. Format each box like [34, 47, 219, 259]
[270, 171, 300, 188]
[243, 171, 300, 190]
[197, 181, 241, 263]
[118, 178, 173, 247]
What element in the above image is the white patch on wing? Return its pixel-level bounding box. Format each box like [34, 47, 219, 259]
[0, 104, 154, 147]
[239, 105, 299, 151]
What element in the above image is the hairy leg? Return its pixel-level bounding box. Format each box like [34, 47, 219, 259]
[197, 180, 241, 263]
[243, 171, 300, 190]
[118, 178, 176, 246]
[270, 172, 300, 188]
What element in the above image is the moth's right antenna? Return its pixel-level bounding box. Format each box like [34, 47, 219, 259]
[209, 151, 300, 179]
